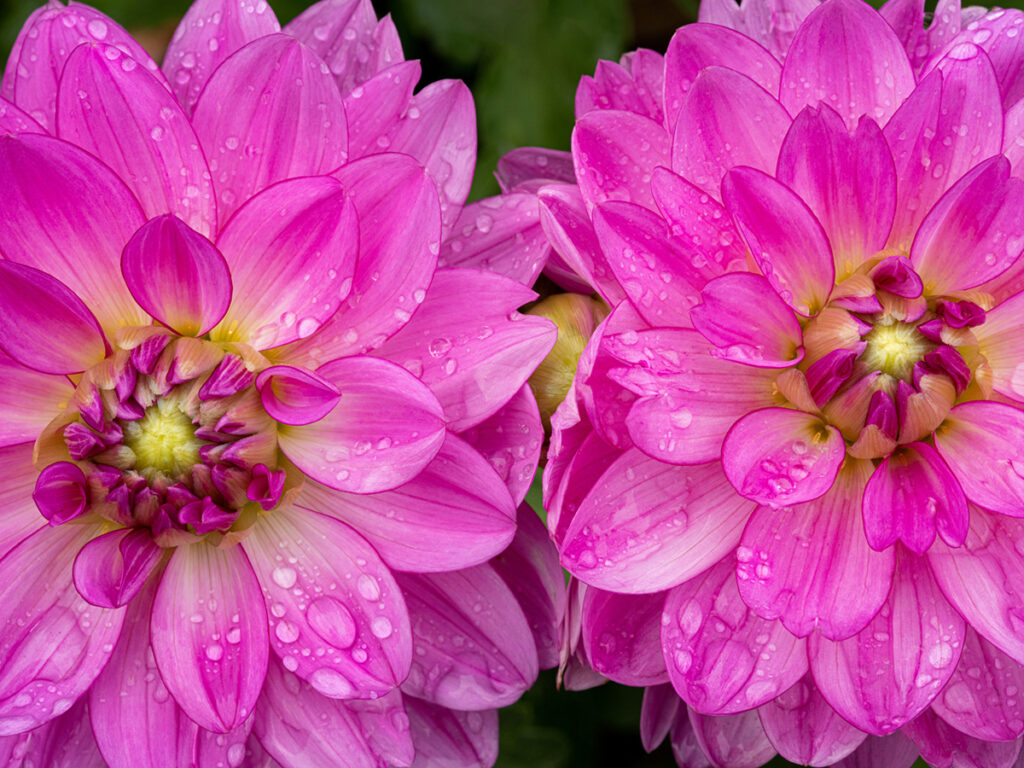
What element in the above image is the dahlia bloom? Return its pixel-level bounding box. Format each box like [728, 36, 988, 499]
[0, 0, 559, 765]
[536, 0, 1024, 764]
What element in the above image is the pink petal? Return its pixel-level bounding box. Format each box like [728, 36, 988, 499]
[0, 133, 147, 333]
[692, 273, 805, 367]
[383, 79, 476, 236]
[459, 384, 543, 507]
[576, 58, 664, 125]
[928, 507, 1024, 664]
[57, 45, 217, 238]
[197, 717, 254, 768]
[397, 565, 538, 709]
[497, 147, 576, 190]
[121, 215, 231, 337]
[563, 450, 755, 593]
[255, 656, 409, 768]
[641, 684, 681, 753]
[163, 0, 281, 116]
[0, 97, 44, 133]
[343, 60, 419, 158]
[581, 588, 668, 686]
[2, 3, 159, 131]
[242, 505, 411, 700]
[832, 731, 919, 768]
[885, 44, 1003, 250]
[780, 0, 915, 128]
[571, 109, 671, 212]
[284, 0, 396, 98]
[191, 34, 348, 228]
[150, 542, 268, 732]
[537, 183, 626, 306]
[932, 626, 1024, 741]
[0, 524, 125, 736]
[669, 706, 715, 768]
[689, 708, 778, 768]
[545, 431, 620, 549]
[591, 201, 704, 328]
[72, 527, 163, 609]
[0, 444, 49, 562]
[370, 268, 556, 431]
[297, 433, 516, 573]
[0, 260, 106, 375]
[281, 153, 441, 365]
[777, 105, 896, 276]
[606, 327, 779, 465]
[211, 176, 358, 350]
[911, 156, 1024, 293]
[737, 459, 896, 639]
[904, 709, 1023, 768]
[722, 166, 835, 316]
[405, 696, 498, 768]
[976, 288, 1024, 401]
[758, 675, 868, 765]
[491, 504, 566, 671]
[33, 462, 88, 526]
[934, 400, 1024, 516]
[663, 558, 808, 715]
[673, 67, 791, 198]
[943, 8, 1024, 109]
[810, 551, 965, 734]
[255, 365, 341, 426]
[277, 355, 444, 494]
[438, 193, 548, 286]
[90, 579, 202, 768]
[17, 697, 105, 768]
[722, 408, 845, 508]
[663, 23, 781, 132]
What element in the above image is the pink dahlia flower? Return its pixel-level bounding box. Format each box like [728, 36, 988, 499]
[535, 0, 1024, 764]
[0, 1, 559, 765]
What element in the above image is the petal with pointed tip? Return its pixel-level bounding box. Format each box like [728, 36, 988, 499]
[343, 59, 418, 158]
[256, 365, 340, 426]
[0, 97, 43, 133]
[497, 147, 576, 189]
[641, 685, 681, 753]
[73, 528, 163, 609]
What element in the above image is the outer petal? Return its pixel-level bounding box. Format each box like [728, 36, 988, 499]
[2, 2, 159, 131]
[281, 154, 441, 365]
[90, 578, 202, 768]
[342, 60, 419, 159]
[191, 35, 348, 228]
[722, 166, 835, 316]
[688, 708, 778, 768]
[571, 109, 670, 213]
[662, 23, 781, 130]
[884, 45, 1003, 250]
[780, 0, 915, 128]
[297, 433, 516, 573]
[242, 506, 411, 700]
[405, 696, 498, 768]
[928, 508, 1024, 664]
[758, 675, 867, 766]
[73, 527, 163, 609]
[904, 709, 1023, 768]
[370, 268, 556, 432]
[0, 260, 106, 375]
[0, 444, 50, 561]
[932, 626, 1024, 741]
[0, 524, 125, 735]
[810, 551, 965, 734]
[641, 684, 681, 753]
[0, 133, 147, 332]
[606, 328, 780, 465]
[496, 147, 576, 190]
[581, 588, 668, 686]
[934, 400, 1024, 516]
[163, 0, 281, 115]
[255, 657, 410, 768]
[737, 459, 896, 639]
[777, 105, 896, 277]
[663, 559, 808, 715]
[121, 215, 232, 337]
[722, 408, 845, 508]
[669, 706, 715, 768]
[673, 67, 791, 198]
[396, 565, 538, 709]
[563, 450, 755, 593]
[911, 157, 1024, 294]
[0, 97, 44, 133]
[211, 176, 358, 350]
[942, 8, 1024, 108]
[277, 356, 445, 494]
[832, 731, 919, 768]
[151, 542, 268, 733]
[58, 45, 217, 237]
[976, 288, 1024, 402]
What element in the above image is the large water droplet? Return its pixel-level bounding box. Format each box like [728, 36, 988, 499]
[357, 574, 381, 601]
[310, 667, 355, 697]
[272, 567, 297, 589]
[306, 596, 357, 648]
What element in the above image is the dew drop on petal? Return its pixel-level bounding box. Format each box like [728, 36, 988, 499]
[306, 596, 357, 648]
[272, 566, 297, 589]
[371, 616, 393, 639]
[310, 667, 355, 697]
[357, 574, 381, 601]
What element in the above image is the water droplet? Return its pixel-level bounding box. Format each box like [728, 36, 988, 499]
[357, 574, 381, 601]
[282, 656, 298, 671]
[272, 567, 297, 589]
[306, 596, 357, 648]
[275, 620, 300, 644]
[310, 667, 355, 697]
[87, 19, 108, 38]
[371, 616, 393, 639]
[227, 743, 246, 767]
[206, 644, 224, 661]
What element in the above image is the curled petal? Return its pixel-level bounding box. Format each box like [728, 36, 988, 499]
[722, 408, 845, 508]
[32, 462, 89, 526]
[278, 356, 445, 494]
[73, 528, 163, 609]
[256, 365, 341, 426]
[121, 215, 231, 337]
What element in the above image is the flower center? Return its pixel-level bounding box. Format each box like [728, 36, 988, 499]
[122, 399, 203, 479]
[861, 321, 926, 380]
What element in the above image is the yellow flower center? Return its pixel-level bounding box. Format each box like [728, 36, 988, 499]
[862, 321, 926, 380]
[122, 399, 202, 478]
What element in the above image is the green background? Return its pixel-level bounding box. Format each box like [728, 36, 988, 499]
[1, 0, 1019, 765]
